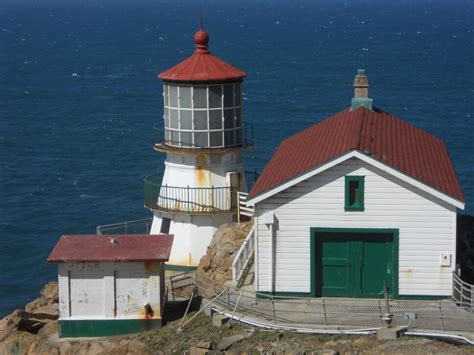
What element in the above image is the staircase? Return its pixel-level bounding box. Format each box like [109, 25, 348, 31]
[232, 227, 255, 287]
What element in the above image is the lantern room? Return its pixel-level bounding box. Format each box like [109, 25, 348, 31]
[158, 29, 247, 150]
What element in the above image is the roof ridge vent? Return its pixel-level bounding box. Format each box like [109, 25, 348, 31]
[351, 69, 373, 111]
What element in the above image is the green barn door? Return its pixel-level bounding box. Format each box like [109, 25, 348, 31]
[315, 232, 394, 298]
[354, 235, 393, 297]
[316, 236, 353, 297]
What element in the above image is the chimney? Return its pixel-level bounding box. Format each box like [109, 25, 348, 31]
[351, 69, 373, 110]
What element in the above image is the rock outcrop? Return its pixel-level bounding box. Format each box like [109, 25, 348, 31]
[0, 282, 155, 355]
[196, 221, 253, 295]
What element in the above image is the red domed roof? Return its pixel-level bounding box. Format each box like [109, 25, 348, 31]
[159, 29, 246, 82]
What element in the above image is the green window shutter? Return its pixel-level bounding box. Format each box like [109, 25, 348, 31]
[345, 176, 365, 211]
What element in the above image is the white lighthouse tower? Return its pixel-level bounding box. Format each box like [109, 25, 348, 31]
[145, 28, 253, 270]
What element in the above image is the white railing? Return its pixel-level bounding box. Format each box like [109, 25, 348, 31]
[237, 191, 254, 220]
[96, 218, 153, 235]
[452, 272, 473, 311]
[232, 227, 255, 287]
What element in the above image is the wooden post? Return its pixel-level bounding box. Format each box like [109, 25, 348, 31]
[237, 191, 241, 221]
[322, 298, 328, 326]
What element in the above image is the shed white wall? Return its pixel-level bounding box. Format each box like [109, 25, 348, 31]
[255, 157, 457, 297]
[58, 262, 163, 320]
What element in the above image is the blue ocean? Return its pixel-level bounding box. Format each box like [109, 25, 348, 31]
[1, 0, 473, 317]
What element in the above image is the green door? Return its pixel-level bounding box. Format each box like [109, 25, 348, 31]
[315, 232, 394, 298]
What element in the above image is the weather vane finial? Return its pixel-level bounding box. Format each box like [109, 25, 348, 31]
[199, 3, 204, 29]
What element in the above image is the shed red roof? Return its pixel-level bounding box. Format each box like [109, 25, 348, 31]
[159, 29, 246, 82]
[249, 107, 464, 203]
[47, 235, 173, 263]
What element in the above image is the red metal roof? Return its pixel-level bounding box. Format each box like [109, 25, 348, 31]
[47, 235, 173, 263]
[249, 107, 464, 203]
[159, 29, 246, 82]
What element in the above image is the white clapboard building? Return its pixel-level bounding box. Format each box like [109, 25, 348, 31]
[47, 234, 173, 337]
[246, 70, 465, 300]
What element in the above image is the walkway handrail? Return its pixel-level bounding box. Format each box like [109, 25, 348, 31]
[237, 192, 255, 220]
[193, 273, 474, 335]
[144, 174, 238, 214]
[452, 271, 473, 311]
[96, 218, 153, 235]
[232, 227, 255, 285]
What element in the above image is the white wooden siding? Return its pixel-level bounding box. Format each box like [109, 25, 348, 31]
[58, 262, 163, 320]
[255, 157, 456, 296]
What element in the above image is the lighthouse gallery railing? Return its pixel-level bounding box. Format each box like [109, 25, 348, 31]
[144, 174, 238, 214]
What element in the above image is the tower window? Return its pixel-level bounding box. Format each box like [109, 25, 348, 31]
[345, 176, 365, 211]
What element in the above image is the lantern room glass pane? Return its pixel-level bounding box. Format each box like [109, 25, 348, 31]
[181, 132, 192, 146]
[179, 86, 192, 109]
[164, 85, 169, 106]
[234, 82, 241, 106]
[224, 130, 235, 146]
[194, 111, 208, 130]
[209, 85, 222, 108]
[224, 84, 233, 107]
[194, 132, 208, 147]
[224, 109, 234, 129]
[170, 109, 179, 129]
[235, 108, 241, 127]
[193, 86, 207, 109]
[171, 131, 179, 145]
[180, 110, 192, 130]
[209, 110, 222, 129]
[169, 85, 178, 108]
[210, 132, 223, 147]
[164, 108, 169, 127]
[236, 128, 242, 145]
[165, 129, 170, 141]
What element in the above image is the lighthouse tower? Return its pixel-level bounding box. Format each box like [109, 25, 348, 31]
[145, 28, 252, 269]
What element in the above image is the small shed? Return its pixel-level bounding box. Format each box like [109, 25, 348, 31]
[47, 234, 173, 337]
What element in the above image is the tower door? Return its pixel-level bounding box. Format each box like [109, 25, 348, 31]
[226, 172, 241, 210]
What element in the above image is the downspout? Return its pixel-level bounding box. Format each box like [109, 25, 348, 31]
[270, 223, 275, 294]
[254, 215, 259, 292]
[262, 212, 276, 294]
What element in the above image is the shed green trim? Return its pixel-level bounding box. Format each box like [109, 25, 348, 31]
[59, 318, 162, 338]
[310, 228, 399, 299]
[344, 176, 365, 211]
[164, 264, 197, 272]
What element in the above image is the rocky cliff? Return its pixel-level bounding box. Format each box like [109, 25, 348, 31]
[196, 221, 253, 296]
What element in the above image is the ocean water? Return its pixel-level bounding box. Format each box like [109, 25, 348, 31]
[0, 0, 473, 317]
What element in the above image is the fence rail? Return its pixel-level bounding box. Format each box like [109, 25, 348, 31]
[96, 218, 153, 235]
[237, 192, 255, 220]
[144, 174, 238, 214]
[194, 273, 474, 333]
[232, 227, 255, 286]
[452, 272, 473, 311]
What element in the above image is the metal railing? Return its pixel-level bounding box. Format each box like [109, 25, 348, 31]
[144, 174, 238, 214]
[96, 218, 153, 235]
[194, 273, 474, 333]
[245, 169, 260, 191]
[232, 227, 255, 286]
[452, 272, 473, 311]
[154, 123, 254, 152]
[237, 192, 254, 220]
[169, 272, 196, 301]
